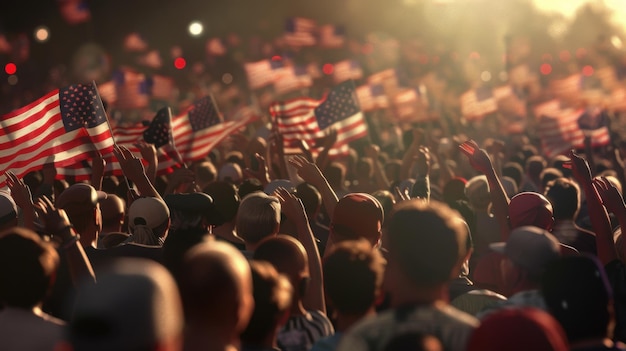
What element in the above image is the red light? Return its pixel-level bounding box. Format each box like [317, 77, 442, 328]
[4, 63, 16, 75]
[582, 65, 594, 76]
[271, 55, 282, 61]
[559, 51, 571, 62]
[322, 63, 334, 75]
[540, 63, 552, 75]
[174, 57, 186, 70]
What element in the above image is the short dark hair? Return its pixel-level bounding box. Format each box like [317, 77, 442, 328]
[323, 240, 385, 315]
[240, 261, 292, 344]
[296, 182, 322, 217]
[0, 228, 59, 308]
[503, 162, 524, 187]
[387, 200, 466, 286]
[544, 177, 579, 220]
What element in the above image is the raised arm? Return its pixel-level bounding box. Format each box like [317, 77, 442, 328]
[35, 196, 96, 285]
[274, 187, 325, 314]
[459, 140, 511, 240]
[594, 176, 626, 262]
[114, 145, 162, 200]
[315, 129, 338, 172]
[289, 155, 338, 218]
[136, 141, 158, 185]
[90, 151, 105, 191]
[6, 172, 36, 231]
[570, 151, 618, 265]
[364, 144, 390, 191]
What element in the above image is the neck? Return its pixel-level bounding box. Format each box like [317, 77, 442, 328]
[289, 299, 307, 316]
[391, 283, 448, 308]
[184, 323, 238, 351]
[336, 308, 376, 332]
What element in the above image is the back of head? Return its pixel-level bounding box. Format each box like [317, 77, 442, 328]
[331, 193, 384, 246]
[194, 161, 217, 188]
[236, 192, 280, 245]
[323, 239, 386, 315]
[203, 181, 240, 226]
[0, 227, 59, 308]
[541, 255, 613, 342]
[526, 155, 547, 179]
[544, 178, 580, 220]
[218, 162, 243, 185]
[465, 175, 490, 211]
[503, 162, 524, 188]
[253, 235, 309, 296]
[324, 162, 346, 188]
[99, 194, 125, 229]
[69, 258, 183, 351]
[296, 182, 322, 217]
[508, 192, 554, 230]
[178, 240, 253, 332]
[357, 158, 374, 178]
[387, 200, 466, 287]
[56, 183, 105, 235]
[371, 190, 396, 222]
[127, 197, 171, 245]
[238, 178, 264, 199]
[0, 191, 18, 230]
[240, 261, 293, 345]
[491, 226, 561, 282]
[467, 308, 569, 351]
[540, 168, 564, 191]
[551, 155, 573, 178]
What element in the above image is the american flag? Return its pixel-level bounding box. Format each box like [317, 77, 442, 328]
[284, 17, 317, 47]
[333, 60, 363, 84]
[112, 69, 150, 110]
[392, 87, 429, 122]
[244, 59, 284, 90]
[460, 87, 497, 120]
[270, 81, 368, 156]
[367, 69, 400, 98]
[550, 74, 582, 105]
[58, 0, 91, 25]
[144, 75, 176, 101]
[172, 96, 258, 162]
[0, 83, 114, 185]
[318, 25, 345, 48]
[273, 66, 313, 95]
[356, 83, 389, 111]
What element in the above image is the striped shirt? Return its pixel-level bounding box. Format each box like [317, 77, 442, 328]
[278, 310, 334, 351]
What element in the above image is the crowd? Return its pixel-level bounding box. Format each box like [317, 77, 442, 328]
[0, 97, 626, 351]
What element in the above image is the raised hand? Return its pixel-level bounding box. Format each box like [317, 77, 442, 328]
[364, 144, 380, 160]
[593, 176, 626, 215]
[459, 140, 494, 175]
[113, 145, 146, 183]
[274, 187, 308, 225]
[135, 141, 157, 163]
[243, 153, 270, 185]
[288, 155, 324, 186]
[416, 146, 431, 177]
[5, 171, 33, 209]
[567, 150, 593, 185]
[34, 196, 73, 241]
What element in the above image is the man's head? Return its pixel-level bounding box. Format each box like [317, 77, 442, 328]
[465, 176, 490, 211]
[296, 182, 322, 218]
[202, 181, 240, 226]
[0, 191, 18, 231]
[323, 239, 386, 316]
[235, 192, 280, 248]
[544, 178, 580, 221]
[490, 226, 561, 287]
[0, 227, 59, 308]
[240, 260, 293, 346]
[178, 240, 253, 337]
[385, 200, 467, 289]
[99, 194, 125, 234]
[127, 197, 171, 246]
[331, 193, 384, 247]
[56, 183, 106, 244]
[253, 235, 309, 302]
[508, 192, 554, 231]
[541, 255, 613, 343]
[68, 258, 183, 351]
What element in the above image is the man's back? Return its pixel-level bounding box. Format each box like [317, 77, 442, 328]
[337, 302, 478, 351]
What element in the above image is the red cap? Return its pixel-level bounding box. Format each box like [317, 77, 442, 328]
[508, 192, 554, 230]
[331, 193, 383, 245]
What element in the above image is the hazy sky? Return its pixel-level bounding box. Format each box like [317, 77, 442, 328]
[532, 0, 626, 25]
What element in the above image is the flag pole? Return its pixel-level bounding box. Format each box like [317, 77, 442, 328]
[164, 107, 188, 169]
[91, 80, 135, 195]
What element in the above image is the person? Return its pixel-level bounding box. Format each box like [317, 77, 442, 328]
[541, 255, 622, 350]
[544, 177, 597, 255]
[0, 190, 18, 231]
[240, 260, 293, 351]
[235, 191, 281, 254]
[203, 181, 245, 250]
[254, 235, 334, 351]
[328, 193, 384, 251]
[337, 200, 479, 351]
[0, 227, 65, 351]
[55, 182, 106, 249]
[311, 239, 386, 351]
[467, 308, 569, 351]
[177, 239, 254, 351]
[98, 194, 125, 238]
[477, 226, 562, 316]
[60, 258, 184, 351]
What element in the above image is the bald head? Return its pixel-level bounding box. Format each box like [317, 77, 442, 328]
[99, 194, 125, 233]
[253, 235, 309, 292]
[178, 240, 253, 334]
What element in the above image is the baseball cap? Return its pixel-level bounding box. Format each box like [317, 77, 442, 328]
[490, 226, 561, 278]
[69, 258, 183, 351]
[0, 191, 17, 224]
[264, 179, 295, 195]
[128, 197, 170, 230]
[331, 193, 383, 244]
[508, 192, 553, 230]
[218, 162, 242, 184]
[56, 183, 107, 215]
